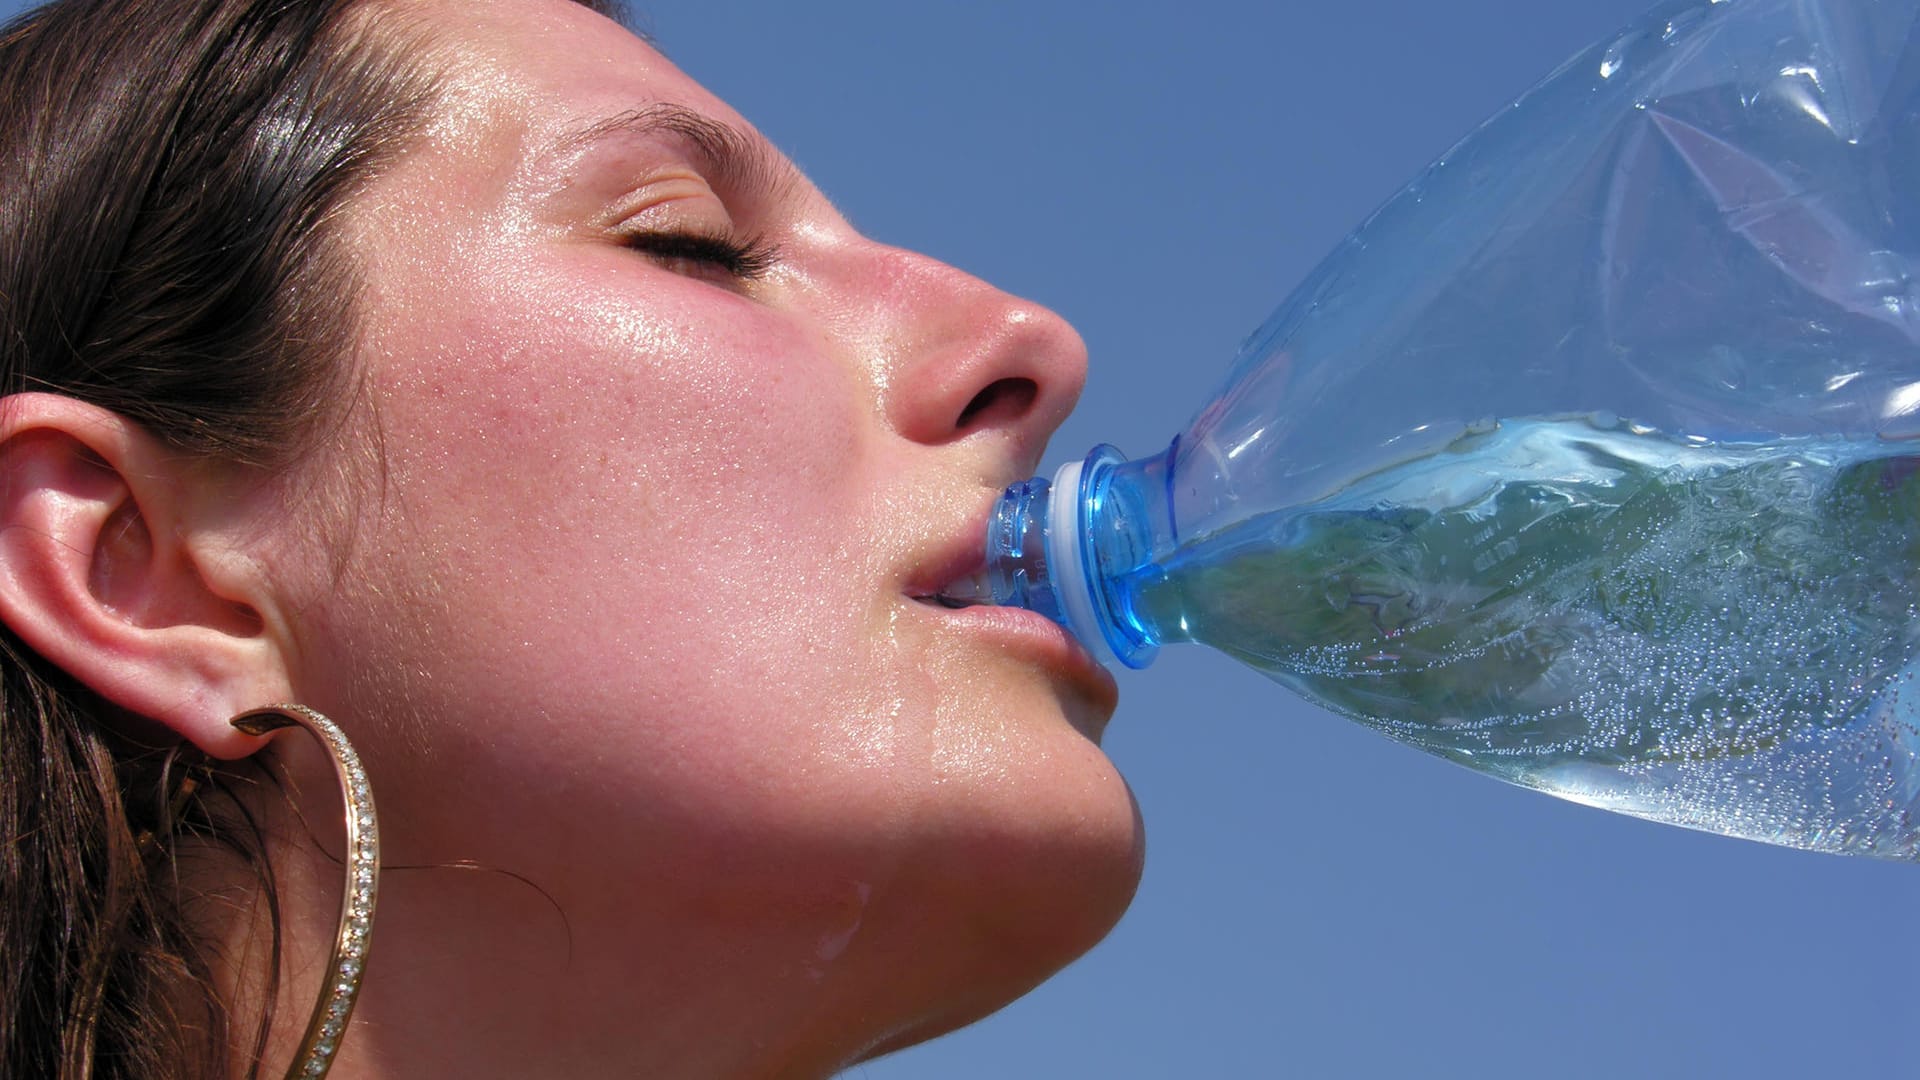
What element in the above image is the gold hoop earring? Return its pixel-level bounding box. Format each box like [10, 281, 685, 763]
[230, 705, 380, 1080]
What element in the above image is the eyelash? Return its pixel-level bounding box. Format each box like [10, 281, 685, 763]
[618, 228, 779, 282]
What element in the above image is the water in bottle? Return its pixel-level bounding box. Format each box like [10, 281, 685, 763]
[1128, 416, 1920, 857]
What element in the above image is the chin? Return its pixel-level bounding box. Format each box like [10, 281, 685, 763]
[848, 740, 1146, 1066]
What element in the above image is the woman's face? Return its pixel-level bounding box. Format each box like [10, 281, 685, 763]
[276, 0, 1141, 1064]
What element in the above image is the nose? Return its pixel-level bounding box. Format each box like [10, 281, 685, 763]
[865, 246, 1089, 472]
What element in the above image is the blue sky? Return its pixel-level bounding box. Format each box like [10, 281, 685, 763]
[9, 1, 1920, 1077]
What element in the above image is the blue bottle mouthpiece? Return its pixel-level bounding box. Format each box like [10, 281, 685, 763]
[940, 446, 1166, 670]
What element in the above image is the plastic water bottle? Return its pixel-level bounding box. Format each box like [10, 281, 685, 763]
[946, 0, 1920, 859]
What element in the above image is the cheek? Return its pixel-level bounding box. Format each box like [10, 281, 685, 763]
[339, 249, 936, 815]
[370, 246, 869, 586]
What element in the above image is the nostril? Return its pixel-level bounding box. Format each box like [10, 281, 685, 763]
[955, 377, 1038, 432]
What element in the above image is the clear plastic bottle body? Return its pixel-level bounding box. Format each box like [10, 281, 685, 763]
[969, 0, 1920, 859]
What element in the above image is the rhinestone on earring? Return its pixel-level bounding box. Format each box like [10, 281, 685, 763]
[230, 705, 380, 1080]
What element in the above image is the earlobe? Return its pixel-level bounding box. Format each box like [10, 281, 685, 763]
[0, 393, 290, 759]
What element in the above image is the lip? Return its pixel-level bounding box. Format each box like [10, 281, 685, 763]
[906, 598, 1120, 731]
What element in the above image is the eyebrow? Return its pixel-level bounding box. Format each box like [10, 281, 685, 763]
[551, 102, 803, 205]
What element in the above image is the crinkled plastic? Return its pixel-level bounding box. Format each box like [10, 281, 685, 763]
[1192, 0, 1920, 520]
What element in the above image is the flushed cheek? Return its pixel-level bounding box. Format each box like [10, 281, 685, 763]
[367, 285, 876, 568]
[337, 271, 939, 772]
[389, 285, 854, 473]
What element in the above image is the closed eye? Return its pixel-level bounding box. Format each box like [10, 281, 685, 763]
[619, 228, 779, 282]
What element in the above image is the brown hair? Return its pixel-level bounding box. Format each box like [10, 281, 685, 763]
[0, 0, 441, 1074]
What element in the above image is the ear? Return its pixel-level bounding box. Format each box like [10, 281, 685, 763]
[0, 393, 291, 759]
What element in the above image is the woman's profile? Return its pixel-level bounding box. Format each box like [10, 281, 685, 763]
[0, 0, 1145, 1074]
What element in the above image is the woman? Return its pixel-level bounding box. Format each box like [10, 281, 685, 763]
[0, 0, 1144, 1074]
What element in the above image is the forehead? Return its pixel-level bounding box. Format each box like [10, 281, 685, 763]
[398, 0, 758, 174]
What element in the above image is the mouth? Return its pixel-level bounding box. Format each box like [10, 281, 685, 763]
[908, 576, 991, 610]
[903, 524, 990, 610]
[915, 595, 973, 612]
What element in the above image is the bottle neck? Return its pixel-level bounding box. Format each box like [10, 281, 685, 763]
[976, 443, 1180, 669]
